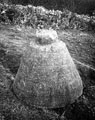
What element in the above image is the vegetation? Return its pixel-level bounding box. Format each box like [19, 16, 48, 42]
[0, 3, 95, 31]
[1, 0, 95, 15]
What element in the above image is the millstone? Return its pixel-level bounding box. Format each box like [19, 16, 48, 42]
[13, 29, 83, 108]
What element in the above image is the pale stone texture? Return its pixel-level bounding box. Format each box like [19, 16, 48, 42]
[13, 29, 83, 108]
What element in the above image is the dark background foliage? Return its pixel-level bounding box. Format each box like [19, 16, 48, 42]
[1, 0, 95, 15]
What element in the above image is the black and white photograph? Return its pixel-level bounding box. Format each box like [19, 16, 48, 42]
[0, 0, 95, 120]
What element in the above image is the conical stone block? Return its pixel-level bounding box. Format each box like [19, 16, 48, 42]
[13, 29, 83, 108]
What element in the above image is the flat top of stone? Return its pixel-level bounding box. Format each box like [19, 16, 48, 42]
[35, 29, 58, 45]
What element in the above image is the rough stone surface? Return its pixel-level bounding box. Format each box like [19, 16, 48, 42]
[13, 29, 83, 108]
